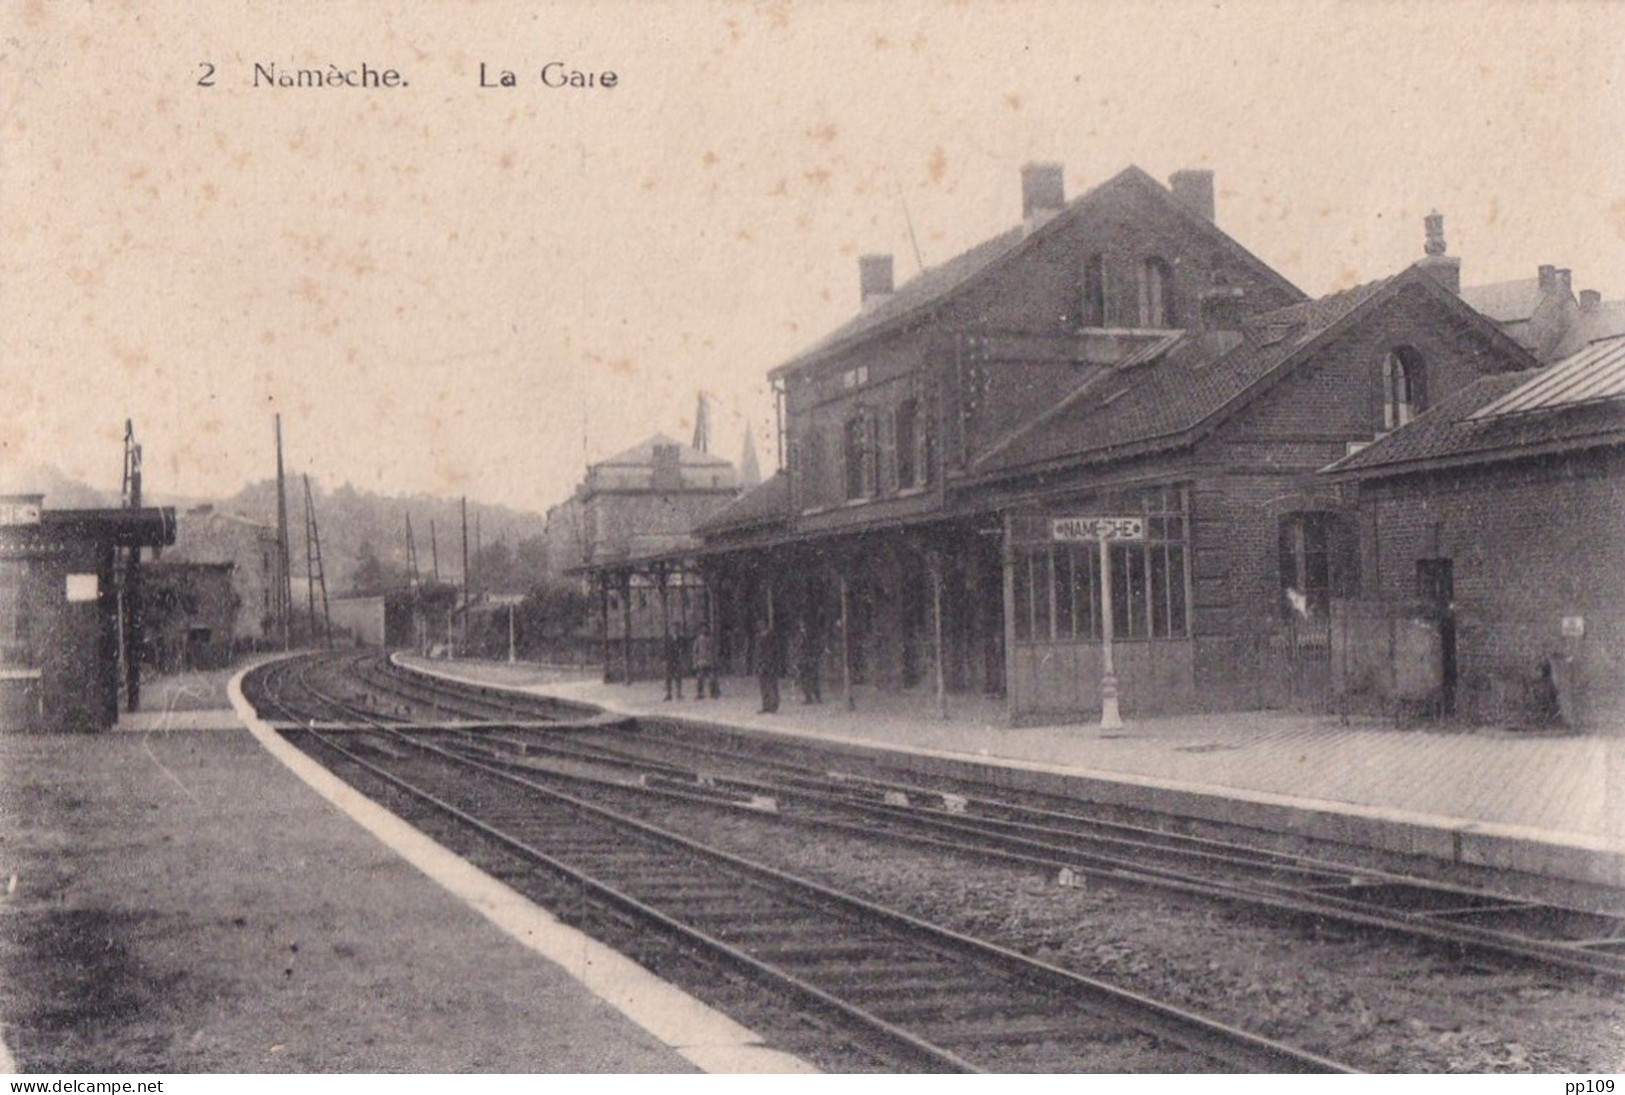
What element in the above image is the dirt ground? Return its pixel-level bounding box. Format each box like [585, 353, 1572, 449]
[138, 664, 252, 713]
[0, 728, 689, 1073]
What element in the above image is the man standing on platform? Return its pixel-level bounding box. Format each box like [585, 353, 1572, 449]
[692, 621, 719, 699]
[662, 626, 686, 701]
[755, 617, 783, 713]
[793, 617, 823, 704]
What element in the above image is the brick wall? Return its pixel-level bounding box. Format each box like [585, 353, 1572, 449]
[1361, 447, 1625, 726]
[1225, 289, 1527, 444]
[946, 179, 1301, 335]
[780, 174, 1303, 515]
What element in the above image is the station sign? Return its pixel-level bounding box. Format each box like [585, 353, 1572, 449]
[0, 499, 42, 526]
[1051, 516, 1144, 542]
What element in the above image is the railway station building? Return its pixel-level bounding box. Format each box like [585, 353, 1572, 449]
[693, 165, 1537, 721]
[1323, 334, 1625, 729]
[0, 495, 177, 731]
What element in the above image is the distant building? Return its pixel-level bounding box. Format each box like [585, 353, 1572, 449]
[142, 561, 238, 671]
[165, 504, 280, 643]
[327, 595, 386, 646]
[1570, 289, 1625, 352]
[1462, 264, 1581, 363]
[543, 433, 742, 677]
[1440, 212, 1625, 363]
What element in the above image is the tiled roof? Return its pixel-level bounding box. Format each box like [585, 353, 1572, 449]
[1461, 278, 1548, 323]
[771, 166, 1304, 377]
[598, 432, 734, 469]
[780, 226, 1028, 372]
[1320, 374, 1532, 475]
[1323, 343, 1625, 479]
[970, 272, 1407, 478]
[692, 471, 790, 535]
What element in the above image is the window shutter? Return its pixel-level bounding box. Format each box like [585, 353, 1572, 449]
[880, 407, 897, 495]
[866, 413, 880, 496]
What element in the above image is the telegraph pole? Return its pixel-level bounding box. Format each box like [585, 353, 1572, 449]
[119, 420, 144, 711]
[460, 496, 470, 655]
[274, 415, 292, 651]
[405, 513, 424, 654]
[302, 475, 332, 649]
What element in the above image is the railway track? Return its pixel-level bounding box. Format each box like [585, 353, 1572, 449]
[249, 653, 1625, 985]
[339, 653, 1625, 981]
[456, 719, 1625, 983]
[242, 653, 1353, 1072]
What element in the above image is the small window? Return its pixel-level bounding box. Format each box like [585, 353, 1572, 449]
[1138, 257, 1176, 328]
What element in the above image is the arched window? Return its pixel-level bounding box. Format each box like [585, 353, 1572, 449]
[1138, 257, 1176, 328]
[1080, 252, 1108, 327]
[1382, 347, 1426, 430]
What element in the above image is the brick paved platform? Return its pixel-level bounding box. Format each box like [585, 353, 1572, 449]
[402, 656, 1625, 890]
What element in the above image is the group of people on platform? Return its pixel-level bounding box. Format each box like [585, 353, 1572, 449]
[660, 616, 825, 714]
[662, 623, 719, 702]
[753, 616, 824, 713]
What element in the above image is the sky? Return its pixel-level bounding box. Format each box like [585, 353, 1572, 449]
[3, 0, 1623, 514]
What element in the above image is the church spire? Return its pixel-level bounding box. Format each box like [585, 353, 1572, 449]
[692, 391, 711, 453]
[739, 426, 761, 487]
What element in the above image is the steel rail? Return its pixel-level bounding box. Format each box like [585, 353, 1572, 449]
[337, 722, 1351, 1073]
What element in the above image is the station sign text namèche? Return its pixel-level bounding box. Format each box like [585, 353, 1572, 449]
[1051, 516, 1144, 542]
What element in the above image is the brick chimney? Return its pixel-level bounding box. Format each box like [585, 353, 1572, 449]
[1199, 286, 1246, 330]
[1416, 211, 1461, 294]
[1169, 169, 1215, 223]
[650, 443, 682, 491]
[1021, 162, 1065, 233]
[1581, 289, 1602, 311]
[859, 254, 894, 312]
[1554, 268, 1573, 297]
[1538, 265, 1558, 290]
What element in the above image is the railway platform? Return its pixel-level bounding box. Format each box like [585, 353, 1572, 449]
[0, 666, 816, 1074]
[399, 656, 1625, 892]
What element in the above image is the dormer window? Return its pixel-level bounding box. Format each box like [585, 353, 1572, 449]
[1138, 257, 1176, 328]
[1382, 347, 1426, 431]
